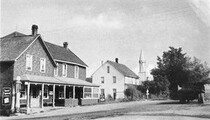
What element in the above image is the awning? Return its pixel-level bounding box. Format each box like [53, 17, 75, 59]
[20, 74, 99, 87]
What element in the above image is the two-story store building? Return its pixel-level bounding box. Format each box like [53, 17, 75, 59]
[0, 25, 99, 115]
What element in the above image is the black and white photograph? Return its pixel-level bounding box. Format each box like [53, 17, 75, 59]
[0, 0, 210, 120]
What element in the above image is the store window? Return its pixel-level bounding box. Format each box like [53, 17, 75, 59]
[84, 87, 92, 98]
[93, 87, 99, 98]
[20, 84, 26, 99]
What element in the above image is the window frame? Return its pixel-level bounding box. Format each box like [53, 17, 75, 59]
[43, 85, 49, 99]
[74, 66, 79, 79]
[54, 63, 58, 76]
[26, 54, 33, 71]
[62, 63, 67, 77]
[107, 66, 110, 73]
[84, 87, 92, 99]
[40, 58, 46, 73]
[113, 76, 116, 83]
[20, 84, 26, 99]
[101, 77, 104, 83]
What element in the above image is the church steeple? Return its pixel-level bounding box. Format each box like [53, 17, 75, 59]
[139, 50, 146, 73]
[139, 50, 147, 83]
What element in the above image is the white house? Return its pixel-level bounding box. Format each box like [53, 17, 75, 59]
[92, 58, 139, 100]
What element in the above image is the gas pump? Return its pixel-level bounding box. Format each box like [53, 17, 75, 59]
[2, 87, 12, 115]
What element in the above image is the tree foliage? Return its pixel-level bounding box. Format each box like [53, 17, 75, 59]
[150, 47, 210, 99]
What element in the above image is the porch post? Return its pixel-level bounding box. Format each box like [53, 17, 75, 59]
[26, 82, 30, 114]
[64, 85, 66, 99]
[41, 83, 44, 109]
[53, 84, 55, 107]
[73, 86, 75, 99]
[83, 87, 85, 98]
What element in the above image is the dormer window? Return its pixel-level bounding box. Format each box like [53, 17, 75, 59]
[62, 63, 67, 77]
[40, 58, 46, 73]
[74, 66, 79, 79]
[26, 54, 33, 71]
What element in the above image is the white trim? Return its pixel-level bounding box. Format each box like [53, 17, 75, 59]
[54, 63, 58, 76]
[15, 35, 40, 61]
[40, 58, 46, 73]
[74, 66, 79, 79]
[55, 59, 87, 68]
[62, 63, 67, 77]
[26, 54, 33, 71]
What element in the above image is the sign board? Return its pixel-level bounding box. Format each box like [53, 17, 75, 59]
[2, 87, 11, 105]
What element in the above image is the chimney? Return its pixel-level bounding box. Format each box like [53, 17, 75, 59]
[63, 42, 68, 49]
[115, 58, 118, 63]
[31, 25, 38, 36]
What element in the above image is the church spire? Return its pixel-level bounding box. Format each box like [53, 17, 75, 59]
[139, 50, 146, 73]
[139, 50, 147, 83]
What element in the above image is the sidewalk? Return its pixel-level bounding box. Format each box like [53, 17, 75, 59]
[0, 100, 158, 120]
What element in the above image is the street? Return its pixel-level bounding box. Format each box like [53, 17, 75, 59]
[1, 100, 210, 120]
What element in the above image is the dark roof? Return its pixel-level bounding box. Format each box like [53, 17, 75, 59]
[107, 60, 139, 79]
[45, 41, 87, 67]
[0, 32, 36, 61]
[86, 77, 92, 83]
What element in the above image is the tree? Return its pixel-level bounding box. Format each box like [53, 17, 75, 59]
[151, 47, 210, 101]
[151, 47, 188, 99]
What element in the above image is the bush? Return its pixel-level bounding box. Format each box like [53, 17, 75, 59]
[178, 88, 199, 103]
[124, 86, 142, 101]
[106, 94, 114, 102]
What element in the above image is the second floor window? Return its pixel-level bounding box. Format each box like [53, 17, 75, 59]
[113, 76, 116, 83]
[40, 58, 46, 73]
[54, 63, 58, 76]
[62, 63, 67, 77]
[74, 66, 79, 79]
[26, 54, 33, 71]
[107, 66, 110, 73]
[101, 77, 104, 83]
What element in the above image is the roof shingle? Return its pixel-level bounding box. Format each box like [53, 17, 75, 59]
[107, 60, 139, 79]
[0, 32, 36, 61]
[45, 41, 87, 67]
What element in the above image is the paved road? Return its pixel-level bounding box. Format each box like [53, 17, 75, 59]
[1, 100, 210, 120]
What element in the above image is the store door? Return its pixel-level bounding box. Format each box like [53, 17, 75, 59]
[30, 84, 41, 107]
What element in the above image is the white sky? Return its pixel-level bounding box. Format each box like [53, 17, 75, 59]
[1, 0, 210, 77]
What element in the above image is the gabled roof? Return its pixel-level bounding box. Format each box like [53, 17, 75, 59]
[0, 32, 37, 61]
[0, 31, 87, 67]
[107, 60, 139, 79]
[44, 41, 87, 67]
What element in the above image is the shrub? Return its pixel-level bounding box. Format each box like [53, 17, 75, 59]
[124, 85, 142, 101]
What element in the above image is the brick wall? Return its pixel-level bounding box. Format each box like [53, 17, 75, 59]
[14, 38, 55, 79]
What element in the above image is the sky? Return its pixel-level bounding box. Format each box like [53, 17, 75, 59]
[1, 0, 210, 78]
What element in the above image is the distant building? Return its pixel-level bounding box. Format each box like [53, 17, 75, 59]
[139, 50, 147, 83]
[91, 58, 139, 100]
[0, 25, 99, 114]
